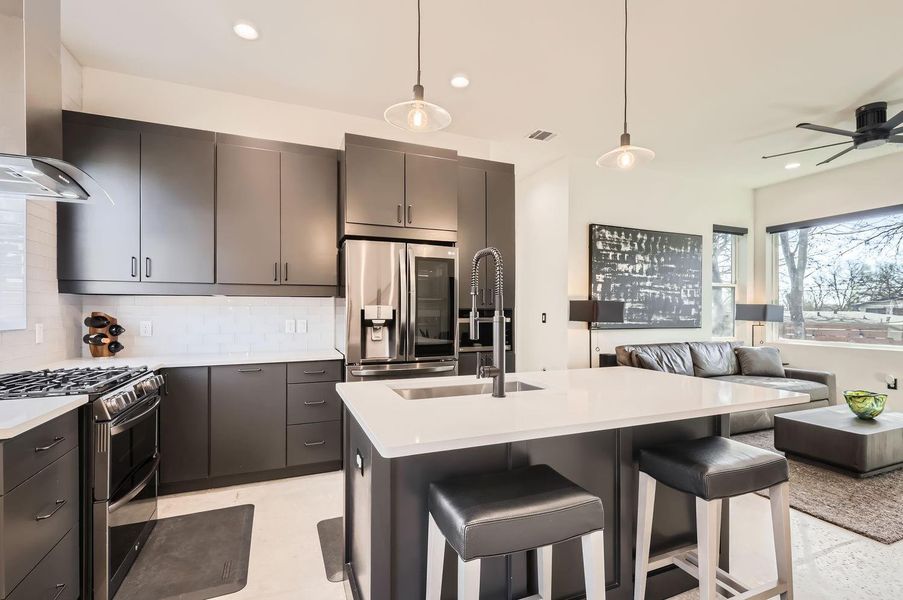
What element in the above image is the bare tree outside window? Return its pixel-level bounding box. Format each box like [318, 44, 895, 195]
[712, 232, 737, 337]
[776, 212, 903, 345]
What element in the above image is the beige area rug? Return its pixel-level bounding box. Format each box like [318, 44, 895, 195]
[733, 429, 903, 545]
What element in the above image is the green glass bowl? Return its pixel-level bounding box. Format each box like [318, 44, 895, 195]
[843, 390, 888, 419]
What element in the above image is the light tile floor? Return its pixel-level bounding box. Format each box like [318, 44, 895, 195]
[159, 472, 903, 600]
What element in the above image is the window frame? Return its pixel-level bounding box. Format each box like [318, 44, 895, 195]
[712, 230, 742, 340]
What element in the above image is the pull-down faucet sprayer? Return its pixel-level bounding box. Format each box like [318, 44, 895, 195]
[469, 247, 506, 397]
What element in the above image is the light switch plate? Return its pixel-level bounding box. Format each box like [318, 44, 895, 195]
[139, 321, 153, 337]
[35, 323, 44, 344]
[285, 319, 297, 334]
[296, 319, 308, 333]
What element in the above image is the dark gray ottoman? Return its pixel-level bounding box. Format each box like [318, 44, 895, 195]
[774, 406, 903, 477]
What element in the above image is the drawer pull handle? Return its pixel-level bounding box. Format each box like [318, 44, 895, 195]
[304, 440, 326, 447]
[303, 370, 326, 375]
[35, 436, 65, 453]
[238, 368, 262, 373]
[52, 584, 66, 600]
[303, 400, 326, 406]
[35, 499, 67, 521]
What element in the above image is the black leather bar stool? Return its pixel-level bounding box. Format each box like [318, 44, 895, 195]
[426, 464, 607, 600]
[634, 436, 793, 600]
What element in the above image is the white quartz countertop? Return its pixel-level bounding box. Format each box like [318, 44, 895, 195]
[0, 395, 88, 440]
[336, 367, 810, 458]
[33, 349, 345, 372]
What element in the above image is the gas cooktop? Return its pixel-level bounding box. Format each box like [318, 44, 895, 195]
[0, 366, 148, 400]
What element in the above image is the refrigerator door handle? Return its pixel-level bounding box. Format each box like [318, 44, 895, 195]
[406, 246, 417, 362]
[398, 246, 409, 361]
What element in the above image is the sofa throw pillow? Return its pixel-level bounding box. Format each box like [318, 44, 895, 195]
[734, 346, 785, 377]
[632, 351, 665, 372]
[688, 341, 740, 377]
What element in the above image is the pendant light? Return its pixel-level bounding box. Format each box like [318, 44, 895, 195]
[597, 0, 654, 169]
[384, 0, 451, 133]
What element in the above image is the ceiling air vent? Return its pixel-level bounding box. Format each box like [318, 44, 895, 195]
[527, 129, 556, 142]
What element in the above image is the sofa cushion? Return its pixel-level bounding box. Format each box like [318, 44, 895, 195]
[618, 343, 694, 375]
[735, 346, 785, 377]
[710, 375, 829, 402]
[688, 341, 740, 377]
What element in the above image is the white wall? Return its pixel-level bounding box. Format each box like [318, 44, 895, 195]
[567, 159, 755, 367]
[514, 158, 570, 371]
[753, 152, 903, 409]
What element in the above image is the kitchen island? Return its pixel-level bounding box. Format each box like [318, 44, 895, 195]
[338, 367, 808, 600]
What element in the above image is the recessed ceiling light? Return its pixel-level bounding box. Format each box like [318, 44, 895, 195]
[233, 22, 259, 41]
[450, 74, 470, 89]
[784, 162, 801, 170]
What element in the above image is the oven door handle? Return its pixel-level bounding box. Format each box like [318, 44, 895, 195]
[109, 452, 160, 513]
[110, 395, 161, 435]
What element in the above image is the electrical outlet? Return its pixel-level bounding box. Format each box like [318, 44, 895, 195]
[887, 375, 898, 391]
[139, 321, 153, 337]
[285, 319, 296, 334]
[35, 323, 44, 344]
[541, 313, 547, 323]
[296, 319, 308, 333]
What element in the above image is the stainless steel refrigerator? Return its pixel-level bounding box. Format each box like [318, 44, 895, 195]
[337, 240, 458, 381]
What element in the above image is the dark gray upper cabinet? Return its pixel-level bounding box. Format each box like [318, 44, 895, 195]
[141, 129, 215, 283]
[456, 166, 487, 308]
[160, 367, 209, 485]
[405, 153, 458, 231]
[215, 143, 282, 285]
[59, 116, 140, 282]
[280, 149, 338, 286]
[343, 143, 405, 228]
[210, 363, 287, 477]
[487, 169, 516, 309]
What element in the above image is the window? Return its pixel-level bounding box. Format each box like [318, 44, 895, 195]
[712, 231, 739, 338]
[774, 210, 903, 346]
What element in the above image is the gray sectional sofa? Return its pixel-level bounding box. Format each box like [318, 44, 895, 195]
[612, 341, 836, 433]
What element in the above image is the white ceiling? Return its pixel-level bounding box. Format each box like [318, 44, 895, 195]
[61, 0, 903, 188]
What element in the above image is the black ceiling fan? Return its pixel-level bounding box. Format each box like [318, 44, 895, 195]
[763, 101, 903, 165]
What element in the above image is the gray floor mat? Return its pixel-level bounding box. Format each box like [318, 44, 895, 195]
[115, 505, 254, 600]
[317, 516, 346, 582]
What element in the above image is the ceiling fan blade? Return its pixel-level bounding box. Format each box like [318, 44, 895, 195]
[761, 141, 852, 160]
[882, 110, 903, 131]
[797, 123, 856, 137]
[816, 145, 855, 166]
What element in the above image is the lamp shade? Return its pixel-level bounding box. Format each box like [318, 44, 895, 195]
[569, 300, 626, 323]
[735, 304, 784, 323]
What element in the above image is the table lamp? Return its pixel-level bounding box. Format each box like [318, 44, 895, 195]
[735, 304, 784, 346]
[569, 300, 626, 367]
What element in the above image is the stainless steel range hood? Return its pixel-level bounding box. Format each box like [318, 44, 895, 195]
[0, 0, 110, 204]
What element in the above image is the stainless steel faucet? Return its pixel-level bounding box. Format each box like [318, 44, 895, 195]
[469, 247, 506, 397]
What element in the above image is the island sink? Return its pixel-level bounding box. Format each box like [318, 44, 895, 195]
[392, 380, 543, 400]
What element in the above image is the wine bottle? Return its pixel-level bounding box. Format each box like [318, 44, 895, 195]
[83, 333, 110, 346]
[108, 324, 126, 336]
[108, 341, 124, 354]
[84, 315, 111, 328]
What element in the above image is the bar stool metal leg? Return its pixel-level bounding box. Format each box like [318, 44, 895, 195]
[457, 556, 481, 600]
[581, 530, 607, 600]
[633, 472, 656, 600]
[537, 545, 553, 599]
[770, 482, 793, 600]
[696, 498, 722, 600]
[426, 515, 445, 600]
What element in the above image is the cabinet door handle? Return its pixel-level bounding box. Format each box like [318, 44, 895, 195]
[303, 369, 326, 375]
[303, 400, 326, 406]
[145, 257, 152, 278]
[284, 262, 289, 282]
[397, 204, 403, 223]
[304, 440, 326, 447]
[35, 499, 67, 521]
[51, 584, 66, 600]
[238, 368, 262, 373]
[131, 257, 138, 278]
[274, 262, 278, 282]
[407, 205, 413, 224]
[35, 436, 65, 453]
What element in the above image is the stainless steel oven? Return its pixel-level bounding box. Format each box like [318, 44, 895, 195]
[458, 309, 513, 353]
[92, 373, 164, 600]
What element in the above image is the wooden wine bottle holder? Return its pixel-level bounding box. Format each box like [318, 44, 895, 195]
[88, 311, 119, 358]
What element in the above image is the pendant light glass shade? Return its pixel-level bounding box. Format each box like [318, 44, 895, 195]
[384, 84, 451, 133]
[596, 133, 655, 169]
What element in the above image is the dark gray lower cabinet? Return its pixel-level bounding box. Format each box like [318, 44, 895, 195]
[160, 367, 209, 484]
[287, 422, 342, 466]
[210, 364, 287, 477]
[7, 528, 78, 600]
